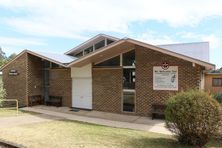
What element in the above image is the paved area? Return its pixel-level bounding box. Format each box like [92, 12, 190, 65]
[0, 114, 63, 128]
[21, 106, 172, 135]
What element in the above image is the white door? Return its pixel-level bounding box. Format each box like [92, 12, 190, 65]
[72, 78, 92, 109]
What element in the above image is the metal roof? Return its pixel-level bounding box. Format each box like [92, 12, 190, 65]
[65, 34, 119, 55]
[158, 42, 209, 62]
[35, 51, 77, 64]
[1, 50, 78, 70]
[67, 38, 215, 70]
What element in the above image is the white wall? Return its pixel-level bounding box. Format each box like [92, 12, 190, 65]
[71, 64, 92, 78]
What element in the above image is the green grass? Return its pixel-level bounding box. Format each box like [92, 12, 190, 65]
[0, 120, 221, 148]
[0, 108, 39, 117]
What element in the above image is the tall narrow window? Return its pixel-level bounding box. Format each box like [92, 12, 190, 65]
[123, 50, 135, 66]
[123, 91, 135, 112]
[123, 69, 135, 89]
[122, 50, 135, 112]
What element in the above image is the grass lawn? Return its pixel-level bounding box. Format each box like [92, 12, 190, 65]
[0, 108, 38, 117]
[0, 120, 221, 148]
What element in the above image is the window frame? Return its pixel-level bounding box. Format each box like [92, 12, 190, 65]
[121, 49, 136, 113]
[212, 78, 222, 87]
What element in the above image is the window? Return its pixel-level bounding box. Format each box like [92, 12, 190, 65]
[123, 69, 135, 89]
[43, 61, 50, 69]
[95, 56, 120, 67]
[123, 91, 135, 112]
[51, 63, 60, 68]
[75, 51, 83, 57]
[107, 39, 114, 45]
[212, 78, 222, 87]
[84, 46, 93, 55]
[123, 50, 135, 66]
[122, 50, 136, 112]
[95, 40, 105, 50]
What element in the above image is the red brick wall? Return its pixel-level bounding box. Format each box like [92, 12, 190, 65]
[27, 54, 43, 97]
[49, 68, 72, 107]
[92, 68, 122, 113]
[2, 52, 72, 107]
[92, 46, 202, 116]
[2, 53, 28, 106]
[135, 45, 201, 116]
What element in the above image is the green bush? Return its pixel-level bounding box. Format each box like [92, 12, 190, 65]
[214, 92, 222, 104]
[0, 82, 6, 107]
[165, 90, 222, 147]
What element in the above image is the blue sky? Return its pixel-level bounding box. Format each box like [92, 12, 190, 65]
[0, 0, 221, 68]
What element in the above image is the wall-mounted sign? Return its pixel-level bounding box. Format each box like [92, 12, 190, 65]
[9, 69, 19, 76]
[153, 66, 178, 91]
[161, 62, 169, 70]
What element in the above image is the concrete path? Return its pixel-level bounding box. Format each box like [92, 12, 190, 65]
[0, 114, 63, 128]
[21, 106, 172, 135]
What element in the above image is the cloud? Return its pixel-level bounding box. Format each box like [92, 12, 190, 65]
[1, 46, 23, 56]
[179, 32, 220, 48]
[0, 36, 46, 55]
[1, 0, 222, 39]
[135, 31, 178, 45]
[0, 36, 45, 46]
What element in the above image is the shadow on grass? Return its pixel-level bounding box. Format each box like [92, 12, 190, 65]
[126, 137, 192, 148]
[127, 136, 222, 148]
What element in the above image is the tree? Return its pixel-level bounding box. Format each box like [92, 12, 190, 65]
[0, 47, 7, 67]
[0, 82, 6, 107]
[8, 53, 17, 60]
[0, 47, 6, 60]
[0, 47, 17, 67]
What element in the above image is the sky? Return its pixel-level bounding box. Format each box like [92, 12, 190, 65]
[0, 0, 221, 68]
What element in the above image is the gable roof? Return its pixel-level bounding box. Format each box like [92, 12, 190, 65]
[65, 34, 119, 55]
[67, 38, 215, 70]
[1, 50, 78, 70]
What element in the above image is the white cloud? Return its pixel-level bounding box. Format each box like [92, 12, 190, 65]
[179, 32, 220, 48]
[1, 0, 222, 39]
[0, 36, 46, 55]
[2, 46, 23, 56]
[135, 31, 178, 45]
[0, 36, 45, 46]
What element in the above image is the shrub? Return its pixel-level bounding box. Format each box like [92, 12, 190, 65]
[0, 82, 6, 107]
[214, 92, 222, 104]
[165, 90, 222, 147]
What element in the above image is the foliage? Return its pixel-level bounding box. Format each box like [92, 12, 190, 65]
[165, 90, 222, 147]
[0, 47, 17, 68]
[0, 82, 6, 107]
[214, 92, 222, 104]
[8, 53, 17, 60]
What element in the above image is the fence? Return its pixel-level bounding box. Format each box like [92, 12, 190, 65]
[0, 99, 19, 115]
